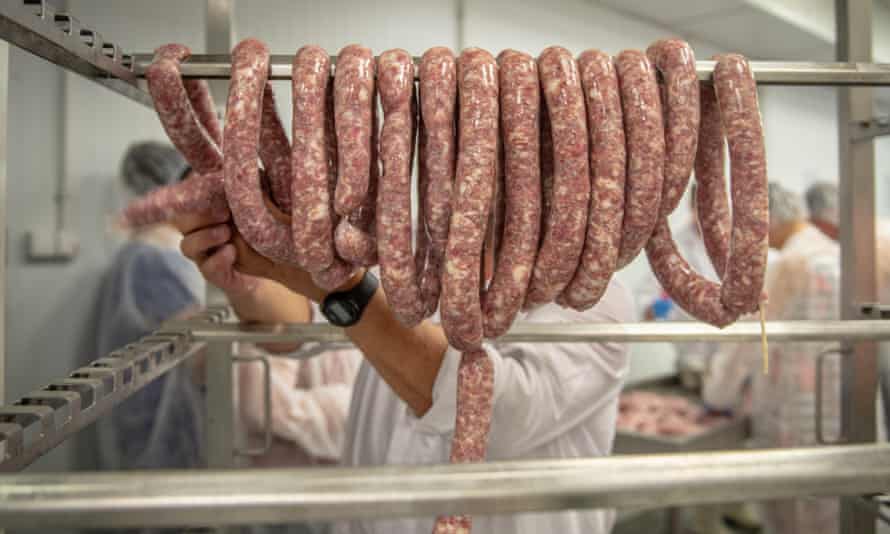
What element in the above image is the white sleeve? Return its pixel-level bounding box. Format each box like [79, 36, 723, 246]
[238, 347, 363, 461]
[701, 342, 756, 411]
[412, 280, 633, 457]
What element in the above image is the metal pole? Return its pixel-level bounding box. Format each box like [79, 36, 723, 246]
[0, 37, 7, 411]
[837, 0, 877, 533]
[204, 341, 233, 469]
[1, 444, 890, 529]
[201, 0, 235, 482]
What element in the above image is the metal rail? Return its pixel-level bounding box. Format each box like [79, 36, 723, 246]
[0, 308, 229, 472]
[180, 319, 890, 344]
[0, 1, 150, 107]
[129, 54, 890, 86]
[0, 444, 888, 528]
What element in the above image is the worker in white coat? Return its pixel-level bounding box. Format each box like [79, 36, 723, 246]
[704, 182, 841, 534]
[805, 181, 890, 439]
[174, 205, 634, 533]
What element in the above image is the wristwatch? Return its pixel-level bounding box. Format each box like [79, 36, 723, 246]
[320, 270, 379, 327]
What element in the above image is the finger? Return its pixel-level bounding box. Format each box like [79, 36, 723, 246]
[201, 243, 238, 281]
[180, 224, 231, 261]
[173, 204, 231, 234]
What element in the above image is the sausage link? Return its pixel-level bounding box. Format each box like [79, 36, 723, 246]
[154, 44, 223, 147]
[147, 45, 222, 174]
[314, 67, 358, 290]
[259, 83, 294, 212]
[644, 54, 767, 327]
[335, 102, 379, 266]
[432, 349, 494, 534]
[614, 50, 665, 268]
[714, 54, 769, 315]
[224, 39, 299, 265]
[481, 50, 541, 337]
[645, 219, 739, 327]
[558, 50, 626, 310]
[333, 45, 376, 216]
[523, 46, 590, 309]
[376, 49, 424, 326]
[291, 46, 336, 272]
[441, 48, 498, 351]
[418, 47, 458, 317]
[121, 170, 226, 226]
[695, 84, 730, 279]
[646, 39, 699, 217]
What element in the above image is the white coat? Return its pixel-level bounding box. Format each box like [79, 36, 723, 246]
[333, 278, 634, 534]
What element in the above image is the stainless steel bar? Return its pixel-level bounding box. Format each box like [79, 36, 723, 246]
[184, 320, 890, 345]
[131, 54, 890, 86]
[0, 36, 7, 410]
[204, 341, 234, 469]
[1, 444, 889, 528]
[0, 1, 151, 107]
[0, 338, 203, 472]
[838, 0, 878, 533]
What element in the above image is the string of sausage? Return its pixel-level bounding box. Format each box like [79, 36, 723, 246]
[127, 40, 769, 534]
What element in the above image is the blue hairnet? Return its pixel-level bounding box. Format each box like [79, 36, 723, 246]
[120, 141, 189, 196]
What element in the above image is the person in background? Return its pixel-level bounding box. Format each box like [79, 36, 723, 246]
[636, 184, 721, 388]
[87, 141, 207, 475]
[804, 180, 890, 440]
[704, 182, 841, 534]
[88, 143, 361, 534]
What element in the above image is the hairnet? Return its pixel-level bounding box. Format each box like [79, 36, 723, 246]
[805, 181, 839, 226]
[120, 141, 189, 196]
[768, 182, 804, 227]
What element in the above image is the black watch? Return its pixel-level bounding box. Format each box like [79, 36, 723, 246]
[320, 271, 379, 327]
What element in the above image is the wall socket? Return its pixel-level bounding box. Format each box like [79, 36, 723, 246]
[26, 228, 79, 262]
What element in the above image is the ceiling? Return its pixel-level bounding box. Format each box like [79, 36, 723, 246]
[593, 0, 885, 61]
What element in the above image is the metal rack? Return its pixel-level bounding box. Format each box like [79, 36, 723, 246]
[0, 0, 887, 531]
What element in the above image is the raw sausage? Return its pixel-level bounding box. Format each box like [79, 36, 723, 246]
[440, 48, 498, 351]
[335, 103, 379, 266]
[481, 49, 541, 337]
[558, 49, 626, 311]
[333, 44, 376, 216]
[224, 38, 299, 265]
[645, 219, 739, 327]
[644, 54, 768, 327]
[292, 46, 336, 272]
[523, 46, 589, 309]
[314, 69, 358, 291]
[432, 349, 494, 534]
[259, 83, 294, 211]
[695, 84, 731, 279]
[615, 50, 665, 269]
[418, 47, 458, 317]
[714, 54, 768, 315]
[376, 49, 425, 326]
[646, 39, 699, 217]
[146, 44, 223, 174]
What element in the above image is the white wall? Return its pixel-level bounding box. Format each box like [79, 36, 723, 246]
[7, 0, 881, 478]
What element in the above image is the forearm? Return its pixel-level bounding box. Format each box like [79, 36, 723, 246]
[228, 279, 312, 353]
[345, 289, 448, 416]
[274, 267, 449, 415]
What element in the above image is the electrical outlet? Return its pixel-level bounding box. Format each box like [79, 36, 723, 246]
[26, 228, 79, 262]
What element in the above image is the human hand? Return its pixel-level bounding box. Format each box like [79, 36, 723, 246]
[173, 206, 262, 297]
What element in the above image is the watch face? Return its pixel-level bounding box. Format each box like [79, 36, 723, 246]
[325, 299, 359, 326]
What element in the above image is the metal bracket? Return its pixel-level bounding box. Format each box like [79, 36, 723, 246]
[851, 117, 890, 141]
[859, 303, 890, 318]
[233, 354, 272, 457]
